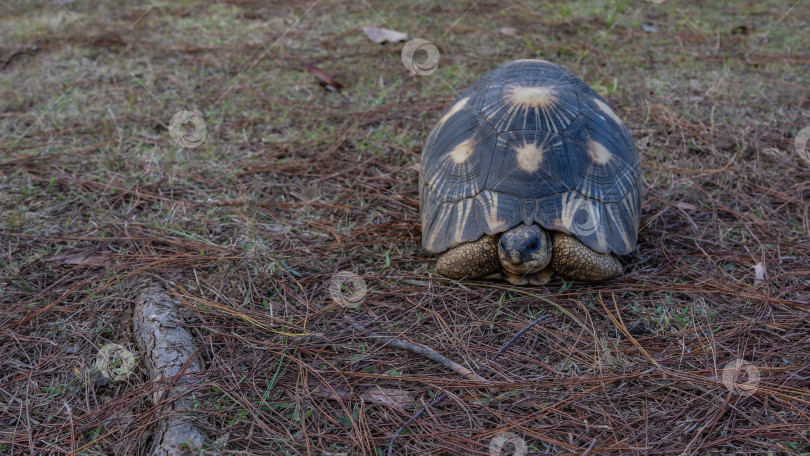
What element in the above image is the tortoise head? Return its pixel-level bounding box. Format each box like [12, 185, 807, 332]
[498, 224, 552, 275]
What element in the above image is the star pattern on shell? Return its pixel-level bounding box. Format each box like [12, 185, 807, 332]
[420, 59, 641, 257]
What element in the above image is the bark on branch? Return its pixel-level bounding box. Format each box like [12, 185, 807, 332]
[135, 285, 208, 455]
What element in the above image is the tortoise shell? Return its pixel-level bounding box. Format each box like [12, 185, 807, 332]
[419, 59, 641, 256]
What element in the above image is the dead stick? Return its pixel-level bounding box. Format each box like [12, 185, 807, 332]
[346, 317, 487, 383]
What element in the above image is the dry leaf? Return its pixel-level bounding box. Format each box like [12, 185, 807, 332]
[311, 385, 413, 409]
[731, 25, 750, 35]
[0, 45, 38, 70]
[51, 253, 114, 266]
[675, 202, 698, 212]
[89, 31, 126, 48]
[754, 262, 766, 283]
[361, 386, 413, 409]
[641, 23, 659, 33]
[361, 26, 408, 44]
[304, 64, 343, 93]
[499, 27, 518, 37]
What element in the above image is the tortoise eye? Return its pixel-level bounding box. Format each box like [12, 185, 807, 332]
[529, 240, 538, 251]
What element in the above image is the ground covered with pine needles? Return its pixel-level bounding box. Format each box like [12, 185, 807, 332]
[1, 0, 809, 454]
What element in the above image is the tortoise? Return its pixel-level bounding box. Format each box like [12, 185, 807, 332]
[419, 59, 641, 285]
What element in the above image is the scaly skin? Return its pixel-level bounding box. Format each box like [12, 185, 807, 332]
[550, 232, 622, 281]
[435, 235, 501, 280]
[435, 228, 623, 283]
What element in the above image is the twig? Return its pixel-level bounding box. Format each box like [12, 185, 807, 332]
[491, 314, 550, 362]
[346, 317, 486, 382]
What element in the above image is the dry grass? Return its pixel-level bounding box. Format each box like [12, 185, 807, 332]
[1, 0, 809, 454]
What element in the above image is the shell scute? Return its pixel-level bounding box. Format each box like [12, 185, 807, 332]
[420, 60, 641, 255]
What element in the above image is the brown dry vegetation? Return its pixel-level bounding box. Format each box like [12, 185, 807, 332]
[1, 0, 809, 455]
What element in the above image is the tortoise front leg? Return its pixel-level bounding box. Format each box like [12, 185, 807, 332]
[550, 232, 622, 281]
[435, 235, 501, 280]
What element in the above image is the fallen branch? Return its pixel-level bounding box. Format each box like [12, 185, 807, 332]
[346, 317, 487, 382]
[134, 284, 208, 456]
